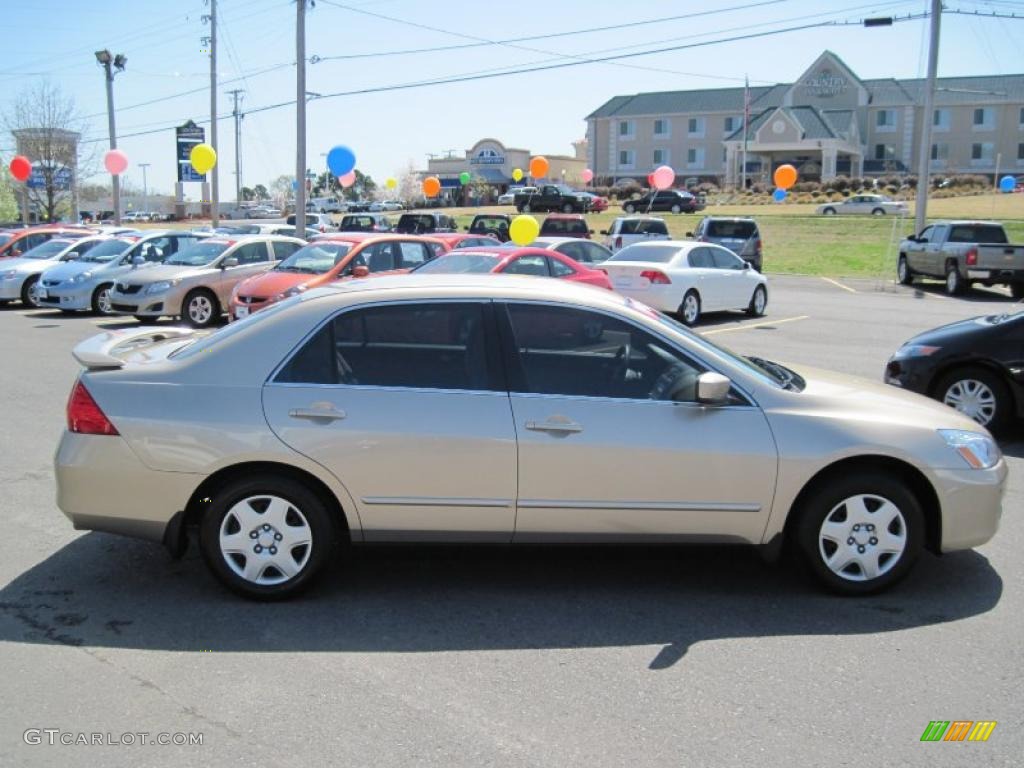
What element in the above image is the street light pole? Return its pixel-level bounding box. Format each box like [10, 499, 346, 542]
[138, 163, 150, 218]
[914, 0, 942, 234]
[295, 0, 308, 237]
[95, 49, 126, 225]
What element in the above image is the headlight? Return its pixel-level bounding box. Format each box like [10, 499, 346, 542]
[939, 429, 1001, 469]
[70, 271, 92, 284]
[146, 280, 175, 294]
[275, 285, 307, 301]
[894, 344, 940, 359]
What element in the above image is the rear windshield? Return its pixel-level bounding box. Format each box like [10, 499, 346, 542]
[705, 221, 756, 238]
[619, 219, 668, 236]
[166, 241, 231, 266]
[540, 218, 588, 235]
[607, 244, 681, 263]
[275, 242, 353, 274]
[412, 252, 499, 274]
[79, 238, 135, 262]
[339, 216, 377, 231]
[947, 225, 1008, 244]
[396, 214, 437, 232]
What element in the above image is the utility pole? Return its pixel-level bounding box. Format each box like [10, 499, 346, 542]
[138, 162, 150, 217]
[95, 49, 126, 225]
[914, 0, 941, 234]
[205, 0, 219, 225]
[295, 0, 308, 236]
[227, 88, 244, 204]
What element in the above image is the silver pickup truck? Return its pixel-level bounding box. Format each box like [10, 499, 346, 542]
[898, 220, 1024, 297]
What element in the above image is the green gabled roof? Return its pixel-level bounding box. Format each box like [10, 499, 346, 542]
[586, 86, 776, 118]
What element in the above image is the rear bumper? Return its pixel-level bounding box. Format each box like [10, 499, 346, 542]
[611, 284, 679, 313]
[933, 460, 1007, 551]
[965, 268, 1024, 283]
[55, 431, 203, 543]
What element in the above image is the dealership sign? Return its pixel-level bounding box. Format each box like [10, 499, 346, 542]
[176, 120, 206, 182]
[26, 166, 73, 190]
[803, 69, 848, 98]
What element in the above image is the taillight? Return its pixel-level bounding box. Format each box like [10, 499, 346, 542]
[67, 379, 119, 435]
[640, 269, 671, 284]
[756, 239, 762, 254]
[615, 236, 622, 249]
[965, 247, 977, 266]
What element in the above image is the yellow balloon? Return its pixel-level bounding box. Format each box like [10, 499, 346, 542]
[512, 168, 523, 182]
[385, 177, 397, 189]
[190, 143, 217, 175]
[508, 215, 539, 246]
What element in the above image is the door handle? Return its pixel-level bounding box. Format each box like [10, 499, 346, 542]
[289, 407, 346, 421]
[525, 420, 583, 433]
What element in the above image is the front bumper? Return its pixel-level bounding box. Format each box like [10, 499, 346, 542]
[55, 431, 203, 543]
[883, 356, 932, 395]
[230, 295, 276, 320]
[38, 282, 93, 311]
[109, 286, 183, 317]
[0, 274, 28, 299]
[933, 459, 1007, 551]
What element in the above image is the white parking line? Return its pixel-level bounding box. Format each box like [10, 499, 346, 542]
[821, 276, 856, 293]
[700, 315, 810, 336]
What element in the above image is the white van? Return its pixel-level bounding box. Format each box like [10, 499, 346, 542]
[307, 196, 345, 213]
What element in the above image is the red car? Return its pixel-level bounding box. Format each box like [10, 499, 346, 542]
[230, 233, 447, 319]
[0, 225, 92, 259]
[411, 246, 613, 290]
[539, 214, 594, 240]
[582, 193, 609, 212]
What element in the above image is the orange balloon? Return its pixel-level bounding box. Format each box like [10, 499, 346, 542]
[529, 156, 549, 179]
[773, 164, 798, 190]
[422, 176, 441, 197]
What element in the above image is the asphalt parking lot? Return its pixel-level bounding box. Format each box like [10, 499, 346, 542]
[0, 274, 1020, 767]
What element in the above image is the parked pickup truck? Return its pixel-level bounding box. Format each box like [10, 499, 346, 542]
[898, 220, 1024, 297]
[514, 184, 591, 214]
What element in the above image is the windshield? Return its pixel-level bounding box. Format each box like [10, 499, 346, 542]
[412, 252, 500, 274]
[275, 242, 353, 274]
[22, 240, 72, 259]
[79, 238, 134, 263]
[165, 241, 231, 266]
[608, 244, 682, 263]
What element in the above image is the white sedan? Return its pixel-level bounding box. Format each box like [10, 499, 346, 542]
[816, 194, 908, 216]
[601, 240, 767, 326]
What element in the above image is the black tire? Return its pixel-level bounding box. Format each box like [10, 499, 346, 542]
[933, 366, 1013, 436]
[671, 204, 682, 214]
[944, 261, 965, 296]
[91, 283, 114, 315]
[20, 274, 41, 308]
[871, 208, 885, 216]
[521, 203, 532, 214]
[822, 207, 836, 215]
[897, 255, 914, 285]
[624, 203, 636, 214]
[199, 475, 336, 600]
[794, 471, 924, 596]
[134, 315, 153, 323]
[677, 290, 701, 326]
[1011, 282, 1024, 300]
[182, 288, 220, 328]
[746, 285, 767, 317]
[561, 203, 574, 214]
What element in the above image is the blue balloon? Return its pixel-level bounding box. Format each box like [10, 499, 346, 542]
[772, 188, 787, 202]
[999, 175, 1015, 193]
[326, 145, 356, 177]
[291, 179, 299, 190]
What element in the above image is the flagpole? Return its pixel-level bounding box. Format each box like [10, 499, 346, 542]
[741, 75, 749, 191]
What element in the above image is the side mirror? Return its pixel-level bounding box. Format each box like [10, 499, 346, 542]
[696, 372, 731, 405]
[221, 256, 239, 268]
[64, 251, 81, 261]
[131, 255, 145, 266]
[742, 261, 750, 270]
[352, 264, 370, 278]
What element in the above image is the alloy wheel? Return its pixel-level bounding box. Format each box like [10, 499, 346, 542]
[818, 493, 907, 582]
[943, 378, 996, 426]
[188, 295, 214, 325]
[96, 288, 113, 314]
[218, 495, 313, 585]
[682, 294, 699, 324]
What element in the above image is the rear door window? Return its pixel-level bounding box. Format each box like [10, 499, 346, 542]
[233, 242, 271, 264]
[709, 247, 745, 270]
[398, 242, 431, 268]
[271, 241, 303, 260]
[688, 248, 714, 268]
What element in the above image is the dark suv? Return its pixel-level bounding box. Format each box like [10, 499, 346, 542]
[622, 189, 699, 214]
[688, 217, 763, 271]
[395, 212, 458, 234]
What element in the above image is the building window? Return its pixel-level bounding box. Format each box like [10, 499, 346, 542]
[724, 116, 742, 133]
[972, 108, 994, 130]
[930, 143, 949, 166]
[687, 117, 705, 137]
[618, 120, 634, 139]
[932, 109, 950, 130]
[971, 142, 994, 165]
[875, 110, 896, 131]
[874, 144, 890, 161]
[1019, 107, 1024, 126]
[653, 119, 669, 137]
[618, 150, 635, 169]
[1017, 142, 1024, 161]
[653, 149, 668, 165]
[686, 148, 705, 168]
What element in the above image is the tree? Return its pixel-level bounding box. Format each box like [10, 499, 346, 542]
[240, 186, 255, 201]
[340, 169, 376, 201]
[269, 175, 293, 208]
[396, 160, 421, 205]
[253, 184, 268, 201]
[0, 166, 18, 222]
[3, 81, 89, 222]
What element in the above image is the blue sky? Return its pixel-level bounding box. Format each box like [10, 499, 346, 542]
[1, 0, 1021, 197]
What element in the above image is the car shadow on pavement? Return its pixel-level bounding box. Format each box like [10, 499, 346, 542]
[0, 535, 1002, 669]
[909, 283, 1017, 303]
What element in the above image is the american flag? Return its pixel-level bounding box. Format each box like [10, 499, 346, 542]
[743, 76, 751, 136]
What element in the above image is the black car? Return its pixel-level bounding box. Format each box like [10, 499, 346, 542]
[622, 189, 700, 214]
[395, 212, 458, 234]
[884, 310, 1024, 435]
[466, 214, 511, 242]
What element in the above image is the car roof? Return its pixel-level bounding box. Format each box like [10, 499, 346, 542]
[543, 213, 586, 220]
[700, 216, 757, 223]
[617, 240, 694, 250]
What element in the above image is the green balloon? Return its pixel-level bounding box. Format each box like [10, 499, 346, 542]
[459, 171, 471, 185]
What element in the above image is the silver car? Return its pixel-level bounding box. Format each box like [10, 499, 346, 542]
[816, 194, 909, 216]
[57, 275, 1005, 600]
[38, 231, 208, 314]
[0, 236, 107, 308]
[108, 235, 305, 327]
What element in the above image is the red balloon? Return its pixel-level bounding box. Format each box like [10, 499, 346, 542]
[9, 155, 31, 182]
[647, 172, 655, 186]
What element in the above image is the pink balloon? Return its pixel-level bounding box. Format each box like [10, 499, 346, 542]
[339, 171, 356, 188]
[104, 149, 128, 176]
[582, 168, 594, 184]
[652, 165, 675, 191]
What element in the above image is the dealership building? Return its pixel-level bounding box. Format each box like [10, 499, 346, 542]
[586, 51, 1024, 186]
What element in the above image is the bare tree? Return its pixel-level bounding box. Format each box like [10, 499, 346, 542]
[396, 160, 421, 205]
[4, 81, 91, 222]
